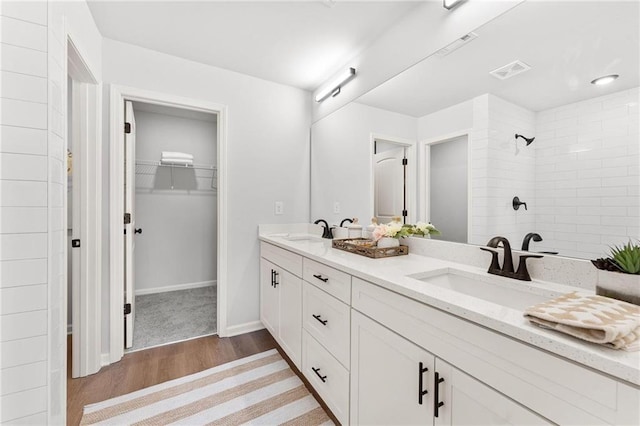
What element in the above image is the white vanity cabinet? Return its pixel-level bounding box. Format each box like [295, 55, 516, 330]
[259, 242, 303, 369]
[351, 311, 550, 425]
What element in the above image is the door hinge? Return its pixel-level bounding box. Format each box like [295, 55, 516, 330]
[71, 239, 81, 248]
[124, 122, 131, 134]
[402, 158, 408, 165]
[124, 213, 131, 224]
[124, 303, 132, 315]
[402, 210, 408, 217]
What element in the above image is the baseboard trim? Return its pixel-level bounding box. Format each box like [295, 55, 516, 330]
[224, 320, 265, 337]
[135, 280, 216, 296]
[101, 353, 111, 367]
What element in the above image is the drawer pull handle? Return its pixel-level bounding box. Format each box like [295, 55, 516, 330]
[434, 371, 445, 417]
[313, 274, 329, 283]
[418, 362, 429, 405]
[312, 314, 328, 326]
[273, 271, 279, 288]
[271, 269, 275, 287]
[312, 367, 327, 383]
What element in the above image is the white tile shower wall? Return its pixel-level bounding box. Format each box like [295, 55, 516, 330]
[534, 87, 640, 259]
[0, 1, 67, 423]
[471, 94, 536, 246]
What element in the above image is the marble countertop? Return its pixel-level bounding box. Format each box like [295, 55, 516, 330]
[259, 231, 640, 387]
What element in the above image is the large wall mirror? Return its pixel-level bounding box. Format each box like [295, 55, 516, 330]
[311, 0, 639, 260]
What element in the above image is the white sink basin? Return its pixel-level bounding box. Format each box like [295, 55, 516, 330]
[407, 268, 559, 310]
[271, 233, 324, 242]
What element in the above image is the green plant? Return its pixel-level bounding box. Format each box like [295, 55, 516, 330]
[609, 241, 640, 274]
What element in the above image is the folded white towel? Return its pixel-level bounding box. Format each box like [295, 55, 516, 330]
[524, 292, 640, 351]
[161, 151, 193, 161]
[160, 158, 193, 166]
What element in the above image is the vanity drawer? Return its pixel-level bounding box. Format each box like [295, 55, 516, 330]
[302, 330, 349, 425]
[302, 281, 350, 368]
[303, 258, 351, 303]
[260, 242, 302, 277]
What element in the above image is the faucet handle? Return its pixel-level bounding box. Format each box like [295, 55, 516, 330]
[515, 254, 543, 281]
[480, 247, 501, 273]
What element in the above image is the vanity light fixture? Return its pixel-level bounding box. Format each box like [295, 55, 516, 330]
[443, 0, 467, 10]
[315, 67, 356, 102]
[591, 74, 619, 85]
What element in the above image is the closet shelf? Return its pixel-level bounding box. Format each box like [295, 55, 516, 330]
[135, 159, 217, 191]
[135, 159, 216, 171]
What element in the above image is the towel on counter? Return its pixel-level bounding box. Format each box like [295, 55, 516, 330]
[524, 292, 640, 351]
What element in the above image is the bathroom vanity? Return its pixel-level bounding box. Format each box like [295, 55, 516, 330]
[259, 227, 639, 425]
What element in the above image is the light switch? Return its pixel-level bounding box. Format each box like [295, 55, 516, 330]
[333, 202, 340, 214]
[275, 201, 284, 215]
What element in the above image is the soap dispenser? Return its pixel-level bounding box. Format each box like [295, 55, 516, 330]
[347, 218, 362, 239]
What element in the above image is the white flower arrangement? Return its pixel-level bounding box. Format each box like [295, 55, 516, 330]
[371, 219, 440, 241]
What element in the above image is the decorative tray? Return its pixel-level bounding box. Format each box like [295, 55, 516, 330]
[332, 238, 409, 258]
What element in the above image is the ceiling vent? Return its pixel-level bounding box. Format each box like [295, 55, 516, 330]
[435, 32, 478, 57]
[489, 60, 531, 80]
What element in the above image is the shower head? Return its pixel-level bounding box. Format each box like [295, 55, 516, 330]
[515, 134, 535, 146]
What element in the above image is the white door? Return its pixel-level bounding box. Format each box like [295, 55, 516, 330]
[374, 147, 406, 223]
[124, 101, 136, 349]
[260, 258, 279, 336]
[351, 310, 435, 425]
[435, 359, 551, 426]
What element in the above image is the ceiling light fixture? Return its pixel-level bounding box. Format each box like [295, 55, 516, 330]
[591, 74, 619, 85]
[443, 0, 467, 10]
[315, 67, 356, 102]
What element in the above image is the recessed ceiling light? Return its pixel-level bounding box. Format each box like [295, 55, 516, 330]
[591, 74, 619, 85]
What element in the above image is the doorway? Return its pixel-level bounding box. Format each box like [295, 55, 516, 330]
[109, 86, 228, 364]
[67, 39, 102, 378]
[125, 101, 219, 352]
[421, 132, 471, 243]
[371, 136, 416, 224]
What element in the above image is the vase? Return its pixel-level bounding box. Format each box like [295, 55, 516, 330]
[596, 270, 640, 305]
[377, 237, 400, 248]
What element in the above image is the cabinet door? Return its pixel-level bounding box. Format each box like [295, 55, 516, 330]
[278, 268, 302, 369]
[260, 258, 279, 336]
[435, 359, 551, 426]
[351, 311, 435, 425]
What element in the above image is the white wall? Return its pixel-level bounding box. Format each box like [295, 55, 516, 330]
[417, 100, 473, 140]
[133, 109, 217, 293]
[0, 1, 102, 423]
[312, 1, 523, 122]
[534, 87, 640, 259]
[101, 38, 311, 344]
[311, 102, 416, 225]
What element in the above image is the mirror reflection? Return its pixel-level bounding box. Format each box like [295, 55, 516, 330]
[311, 1, 639, 260]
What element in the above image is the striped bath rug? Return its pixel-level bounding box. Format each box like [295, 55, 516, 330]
[80, 349, 334, 425]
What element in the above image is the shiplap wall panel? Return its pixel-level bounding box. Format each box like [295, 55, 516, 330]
[0, 1, 48, 25]
[3, 411, 48, 425]
[0, 70, 48, 103]
[0, 233, 47, 261]
[0, 180, 47, 206]
[0, 310, 47, 341]
[0, 98, 48, 128]
[0, 284, 47, 315]
[0, 153, 47, 181]
[0, 336, 47, 368]
[0, 361, 47, 396]
[0, 258, 47, 288]
[0, 42, 47, 77]
[0, 206, 48, 233]
[0, 386, 47, 423]
[0, 16, 47, 51]
[0, 125, 47, 155]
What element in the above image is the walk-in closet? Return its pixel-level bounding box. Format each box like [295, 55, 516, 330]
[128, 102, 218, 351]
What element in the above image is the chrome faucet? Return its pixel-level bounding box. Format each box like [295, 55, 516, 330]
[480, 236, 543, 281]
[313, 219, 333, 239]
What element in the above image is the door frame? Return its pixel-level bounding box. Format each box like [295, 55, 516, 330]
[108, 85, 228, 363]
[67, 37, 103, 377]
[369, 133, 416, 224]
[419, 129, 473, 243]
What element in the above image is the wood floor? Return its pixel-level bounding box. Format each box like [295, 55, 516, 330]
[67, 330, 337, 426]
